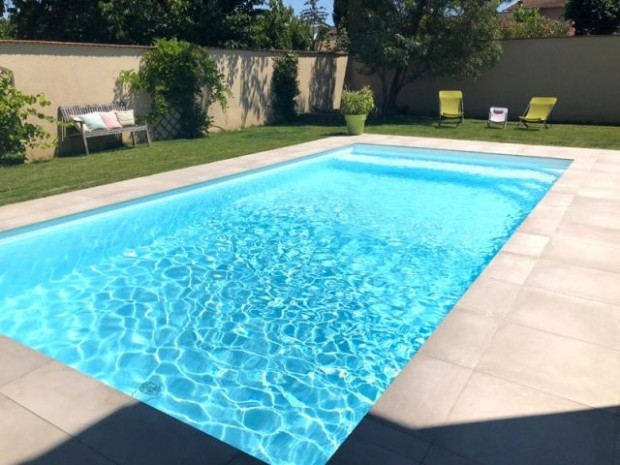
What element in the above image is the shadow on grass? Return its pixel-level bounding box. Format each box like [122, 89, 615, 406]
[19, 393, 617, 465]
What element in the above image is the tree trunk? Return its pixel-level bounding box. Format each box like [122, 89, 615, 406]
[381, 67, 405, 115]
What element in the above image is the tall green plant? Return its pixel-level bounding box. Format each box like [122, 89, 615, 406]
[120, 39, 229, 138]
[0, 70, 54, 162]
[271, 53, 300, 122]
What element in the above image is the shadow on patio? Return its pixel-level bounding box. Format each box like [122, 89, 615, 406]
[16, 394, 618, 465]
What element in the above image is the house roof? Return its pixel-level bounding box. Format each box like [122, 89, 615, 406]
[505, 0, 566, 11]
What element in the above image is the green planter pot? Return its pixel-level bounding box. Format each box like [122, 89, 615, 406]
[344, 114, 367, 135]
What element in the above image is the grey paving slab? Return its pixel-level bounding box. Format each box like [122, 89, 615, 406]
[477, 323, 620, 410]
[505, 287, 620, 350]
[526, 259, 620, 306]
[329, 436, 421, 465]
[481, 252, 538, 284]
[500, 232, 549, 257]
[0, 336, 51, 386]
[422, 446, 483, 465]
[418, 308, 501, 369]
[0, 394, 115, 465]
[541, 236, 620, 273]
[0, 360, 136, 435]
[436, 373, 617, 465]
[346, 417, 431, 462]
[371, 354, 473, 441]
[455, 277, 521, 318]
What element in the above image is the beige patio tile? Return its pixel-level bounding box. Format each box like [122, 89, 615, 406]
[0, 336, 51, 386]
[505, 287, 620, 350]
[562, 200, 620, 230]
[525, 259, 620, 306]
[592, 161, 620, 174]
[0, 394, 114, 465]
[541, 236, 620, 273]
[538, 192, 575, 208]
[578, 186, 620, 201]
[455, 277, 521, 318]
[525, 203, 568, 224]
[477, 323, 620, 410]
[435, 373, 617, 465]
[501, 232, 549, 257]
[419, 308, 501, 369]
[0, 361, 135, 435]
[517, 215, 561, 235]
[555, 221, 620, 248]
[481, 252, 537, 284]
[371, 354, 472, 441]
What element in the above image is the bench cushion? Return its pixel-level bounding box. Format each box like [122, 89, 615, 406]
[114, 109, 135, 126]
[78, 112, 107, 131]
[100, 111, 123, 129]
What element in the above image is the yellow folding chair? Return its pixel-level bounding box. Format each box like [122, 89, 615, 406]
[518, 97, 557, 129]
[438, 90, 464, 127]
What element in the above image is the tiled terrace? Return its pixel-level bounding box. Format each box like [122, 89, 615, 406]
[0, 135, 619, 465]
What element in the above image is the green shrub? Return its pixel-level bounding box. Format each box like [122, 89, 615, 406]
[120, 39, 229, 139]
[271, 53, 300, 122]
[340, 86, 375, 115]
[0, 69, 54, 162]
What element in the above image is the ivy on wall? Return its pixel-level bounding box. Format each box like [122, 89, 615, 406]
[119, 39, 229, 139]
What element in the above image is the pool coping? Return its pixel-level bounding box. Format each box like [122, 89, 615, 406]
[0, 134, 619, 465]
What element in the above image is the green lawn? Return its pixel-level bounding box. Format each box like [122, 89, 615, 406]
[1, 115, 618, 207]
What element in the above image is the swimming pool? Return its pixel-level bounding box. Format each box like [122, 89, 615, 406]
[0, 144, 569, 464]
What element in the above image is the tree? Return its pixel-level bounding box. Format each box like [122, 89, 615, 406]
[565, 0, 620, 35]
[99, 0, 265, 48]
[253, 0, 313, 50]
[8, 0, 109, 42]
[8, 0, 266, 47]
[346, 0, 502, 114]
[300, 0, 329, 50]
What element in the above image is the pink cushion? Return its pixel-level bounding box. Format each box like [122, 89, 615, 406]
[99, 111, 122, 129]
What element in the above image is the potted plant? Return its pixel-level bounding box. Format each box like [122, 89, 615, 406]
[340, 86, 375, 135]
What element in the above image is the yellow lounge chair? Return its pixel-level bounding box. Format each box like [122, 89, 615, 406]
[518, 97, 557, 129]
[438, 90, 464, 127]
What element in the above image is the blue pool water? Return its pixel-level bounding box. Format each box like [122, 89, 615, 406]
[0, 144, 568, 464]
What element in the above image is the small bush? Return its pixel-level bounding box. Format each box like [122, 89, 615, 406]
[0, 69, 54, 162]
[271, 53, 300, 122]
[340, 86, 375, 115]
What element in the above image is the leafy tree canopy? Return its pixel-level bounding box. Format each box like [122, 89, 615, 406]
[5, 0, 315, 50]
[565, 0, 620, 35]
[345, 0, 502, 113]
[252, 0, 313, 50]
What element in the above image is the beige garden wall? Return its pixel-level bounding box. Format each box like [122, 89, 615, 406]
[347, 35, 620, 125]
[0, 40, 348, 160]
